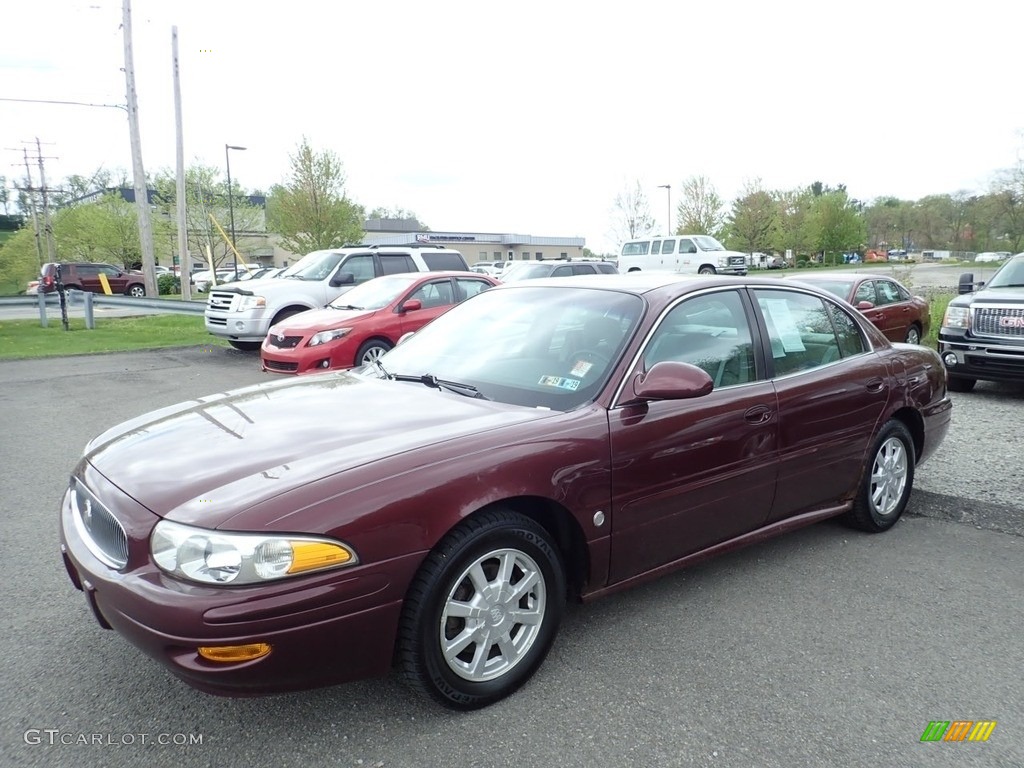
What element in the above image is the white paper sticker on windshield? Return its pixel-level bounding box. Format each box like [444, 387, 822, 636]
[538, 375, 581, 391]
[569, 360, 594, 377]
[763, 299, 806, 353]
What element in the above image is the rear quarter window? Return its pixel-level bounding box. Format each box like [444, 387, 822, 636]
[421, 252, 469, 271]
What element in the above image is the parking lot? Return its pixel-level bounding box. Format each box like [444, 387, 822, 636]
[1, 348, 1021, 768]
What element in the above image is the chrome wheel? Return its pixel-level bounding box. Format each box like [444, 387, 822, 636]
[904, 326, 921, 344]
[360, 344, 388, 365]
[440, 548, 546, 682]
[869, 436, 908, 517]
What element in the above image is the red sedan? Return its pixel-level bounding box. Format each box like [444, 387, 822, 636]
[787, 273, 931, 344]
[59, 274, 951, 710]
[261, 271, 499, 374]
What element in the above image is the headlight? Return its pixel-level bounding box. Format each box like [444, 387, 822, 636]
[236, 295, 266, 311]
[308, 328, 350, 347]
[942, 306, 969, 329]
[717, 256, 729, 266]
[151, 520, 358, 585]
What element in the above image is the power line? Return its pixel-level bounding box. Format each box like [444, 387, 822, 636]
[0, 96, 127, 112]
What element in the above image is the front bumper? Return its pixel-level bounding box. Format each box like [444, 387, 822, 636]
[59, 465, 422, 696]
[937, 331, 1024, 383]
[204, 312, 271, 343]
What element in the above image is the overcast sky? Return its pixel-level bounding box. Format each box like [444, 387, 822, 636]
[2, 0, 1022, 254]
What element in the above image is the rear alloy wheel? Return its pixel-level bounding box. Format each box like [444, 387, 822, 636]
[127, 284, 146, 298]
[947, 377, 976, 393]
[903, 324, 921, 344]
[356, 339, 392, 367]
[698, 266, 716, 275]
[397, 509, 565, 710]
[844, 420, 915, 533]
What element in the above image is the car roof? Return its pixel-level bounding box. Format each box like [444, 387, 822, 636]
[491, 272, 813, 295]
[789, 273, 897, 282]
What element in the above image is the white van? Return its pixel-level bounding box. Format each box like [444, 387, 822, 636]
[619, 235, 747, 276]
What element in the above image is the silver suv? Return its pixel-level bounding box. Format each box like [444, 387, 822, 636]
[204, 245, 469, 350]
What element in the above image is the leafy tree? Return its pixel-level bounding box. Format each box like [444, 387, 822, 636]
[806, 190, 866, 264]
[153, 165, 263, 270]
[55, 192, 145, 267]
[0, 225, 40, 293]
[266, 138, 365, 254]
[0, 176, 10, 216]
[676, 175, 725, 236]
[726, 179, 779, 254]
[771, 188, 815, 257]
[609, 179, 656, 244]
[367, 206, 429, 230]
[987, 157, 1024, 252]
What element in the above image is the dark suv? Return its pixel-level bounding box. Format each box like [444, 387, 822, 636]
[938, 252, 1024, 391]
[499, 260, 619, 282]
[39, 263, 147, 297]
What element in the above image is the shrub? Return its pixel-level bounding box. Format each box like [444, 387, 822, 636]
[157, 274, 181, 295]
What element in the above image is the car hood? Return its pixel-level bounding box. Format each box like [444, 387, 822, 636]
[83, 373, 554, 528]
[211, 276, 300, 294]
[973, 286, 1024, 303]
[272, 306, 378, 334]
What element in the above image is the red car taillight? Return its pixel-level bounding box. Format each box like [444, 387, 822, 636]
[42, 275, 55, 288]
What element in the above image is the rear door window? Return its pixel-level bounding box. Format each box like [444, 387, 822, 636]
[420, 252, 469, 271]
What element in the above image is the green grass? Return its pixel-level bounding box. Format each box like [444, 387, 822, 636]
[0, 314, 229, 359]
[924, 292, 953, 347]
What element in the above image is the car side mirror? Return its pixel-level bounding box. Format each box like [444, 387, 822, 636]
[400, 299, 422, 312]
[958, 273, 978, 295]
[631, 361, 714, 401]
[855, 300, 875, 310]
[330, 272, 356, 287]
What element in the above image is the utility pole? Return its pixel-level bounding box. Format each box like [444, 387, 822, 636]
[171, 25, 192, 301]
[35, 138, 58, 264]
[14, 148, 45, 267]
[122, 0, 157, 297]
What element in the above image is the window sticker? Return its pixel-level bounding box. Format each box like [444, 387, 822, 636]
[763, 299, 806, 353]
[569, 360, 594, 377]
[538, 375, 581, 391]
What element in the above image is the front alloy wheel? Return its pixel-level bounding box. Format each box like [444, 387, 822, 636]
[398, 509, 565, 710]
[844, 419, 915, 532]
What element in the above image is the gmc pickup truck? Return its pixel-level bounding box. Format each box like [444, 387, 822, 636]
[938, 252, 1024, 391]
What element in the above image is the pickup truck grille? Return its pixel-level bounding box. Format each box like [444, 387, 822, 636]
[728, 256, 746, 267]
[207, 291, 237, 311]
[973, 306, 1024, 340]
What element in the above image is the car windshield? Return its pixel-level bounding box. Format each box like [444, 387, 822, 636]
[327, 274, 420, 310]
[362, 285, 644, 410]
[279, 250, 345, 281]
[986, 257, 1024, 288]
[500, 263, 554, 282]
[801, 279, 853, 299]
[693, 236, 726, 251]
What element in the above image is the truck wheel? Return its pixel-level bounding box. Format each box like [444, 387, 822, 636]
[698, 266, 716, 275]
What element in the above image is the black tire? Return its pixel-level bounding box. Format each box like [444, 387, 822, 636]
[127, 284, 145, 298]
[227, 340, 262, 351]
[397, 509, 566, 710]
[698, 265, 716, 275]
[63, 284, 81, 292]
[903, 324, 922, 344]
[356, 338, 393, 367]
[844, 420, 915, 533]
[947, 376, 976, 393]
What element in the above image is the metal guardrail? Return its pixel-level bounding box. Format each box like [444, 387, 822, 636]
[0, 292, 206, 315]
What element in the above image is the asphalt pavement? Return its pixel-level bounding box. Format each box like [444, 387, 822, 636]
[0, 348, 1021, 768]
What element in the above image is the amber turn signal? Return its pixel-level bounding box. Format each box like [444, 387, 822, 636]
[197, 642, 272, 663]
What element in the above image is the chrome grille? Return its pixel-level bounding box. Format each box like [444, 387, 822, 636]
[70, 478, 129, 569]
[207, 291, 237, 311]
[973, 306, 1024, 339]
[728, 256, 746, 267]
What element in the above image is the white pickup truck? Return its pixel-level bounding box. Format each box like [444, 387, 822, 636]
[204, 245, 469, 350]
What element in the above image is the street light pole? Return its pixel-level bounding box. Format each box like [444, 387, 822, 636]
[658, 184, 672, 236]
[225, 144, 246, 280]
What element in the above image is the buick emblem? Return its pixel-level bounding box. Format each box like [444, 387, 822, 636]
[81, 496, 93, 530]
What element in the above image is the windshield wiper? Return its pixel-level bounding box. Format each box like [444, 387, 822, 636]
[389, 372, 489, 400]
[331, 304, 363, 310]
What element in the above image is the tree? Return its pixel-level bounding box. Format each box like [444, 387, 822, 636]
[726, 179, 779, 254]
[987, 156, 1024, 252]
[367, 206, 429, 230]
[609, 179, 656, 244]
[153, 165, 263, 270]
[806, 190, 866, 264]
[55, 192, 147, 267]
[0, 176, 10, 216]
[266, 138, 365, 254]
[772, 188, 815, 257]
[676, 175, 725, 236]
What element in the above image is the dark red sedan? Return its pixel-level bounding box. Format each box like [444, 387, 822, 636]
[260, 271, 499, 374]
[786, 273, 931, 344]
[59, 274, 952, 710]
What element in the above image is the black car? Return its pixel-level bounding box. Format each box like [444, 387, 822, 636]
[499, 261, 618, 283]
[938, 252, 1024, 391]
